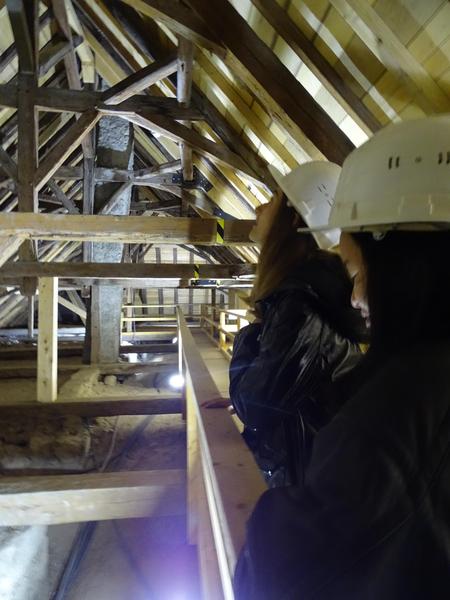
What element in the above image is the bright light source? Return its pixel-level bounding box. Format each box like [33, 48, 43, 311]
[168, 373, 185, 389]
[172, 337, 178, 344]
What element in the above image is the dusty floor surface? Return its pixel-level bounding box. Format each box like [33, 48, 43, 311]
[0, 332, 231, 599]
[48, 414, 198, 600]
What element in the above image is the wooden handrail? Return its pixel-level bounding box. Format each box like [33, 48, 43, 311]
[177, 308, 266, 599]
[201, 316, 237, 340]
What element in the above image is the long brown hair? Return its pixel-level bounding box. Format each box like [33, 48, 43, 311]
[250, 193, 317, 315]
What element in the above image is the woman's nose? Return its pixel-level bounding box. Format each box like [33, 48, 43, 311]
[351, 288, 362, 310]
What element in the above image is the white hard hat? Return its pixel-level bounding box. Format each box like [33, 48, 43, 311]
[329, 115, 450, 232]
[269, 161, 341, 249]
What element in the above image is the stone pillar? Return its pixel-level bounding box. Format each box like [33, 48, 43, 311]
[89, 117, 133, 364]
[0, 526, 48, 600]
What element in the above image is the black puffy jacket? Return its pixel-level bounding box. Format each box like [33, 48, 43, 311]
[229, 251, 364, 486]
[234, 341, 450, 599]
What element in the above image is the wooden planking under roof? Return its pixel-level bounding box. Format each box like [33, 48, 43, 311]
[0, 0, 448, 325]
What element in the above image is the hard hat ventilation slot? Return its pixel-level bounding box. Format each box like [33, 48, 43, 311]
[388, 156, 401, 169]
[437, 152, 450, 165]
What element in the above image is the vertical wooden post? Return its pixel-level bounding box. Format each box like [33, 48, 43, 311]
[6, 0, 40, 297]
[82, 152, 95, 262]
[219, 311, 226, 351]
[37, 277, 58, 403]
[177, 36, 194, 186]
[125, 286, 133, 333]
[228, 289, 238, 310]
[27, 295, 35, 338]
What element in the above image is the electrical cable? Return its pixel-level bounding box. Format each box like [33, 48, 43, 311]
[50, 415, 154, 600]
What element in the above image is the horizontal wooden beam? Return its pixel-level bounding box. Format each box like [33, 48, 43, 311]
[0, 262, 256, 279]
[0, 343, 177, 360]
[0, 84, 204, 119]
[0, 214, 255, 245]
[0, 396, 182, 418]
[103, 55, 178, 105]
[0, 362, 180, 379]
[53, 160, 182, 183]
[0, 278, 250, 289]
[0, 469, 186, 525]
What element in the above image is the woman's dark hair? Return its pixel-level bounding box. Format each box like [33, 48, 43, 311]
[250, 192, 317, 315]
[352, 231, 450, 353]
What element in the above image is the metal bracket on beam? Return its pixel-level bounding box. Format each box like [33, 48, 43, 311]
[171, 166, 212, 192]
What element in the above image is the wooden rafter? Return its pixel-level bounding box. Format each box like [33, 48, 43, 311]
[112, 0, 275, 191]
[102, 55, 178, 105]
[73, 1, 267, 216]
[0, 9, 51, 74]
[0, 147, 18, 181]
[51, 0, 82, 89]
[119, 0, 226, 58]
[99, 182, 133, 215]
[329, 0, 450, 114]
[35, 110, 101, 191]
[6, 0, 37, 74]
[38, 35, 83, 78]
[250, 0, 382, 135]
[0, 236, 25, 267]
[47, 180, 80, 214]
[124, 112, 263, 186]
[186, 0, 354, 163]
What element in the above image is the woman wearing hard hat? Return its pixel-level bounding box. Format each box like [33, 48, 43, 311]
[229, 161, 365, 488]
[234, 115, 450, 599]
